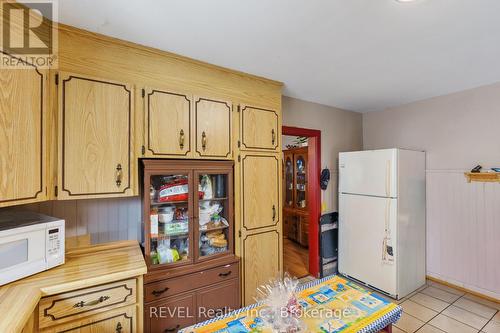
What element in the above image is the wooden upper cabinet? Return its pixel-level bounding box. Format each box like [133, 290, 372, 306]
[145, 88, 192, 157]
[240, 105, 279, 152]
[241, 154, 280, 231]
[194, 97, 232, 158]
[58, 72, 135, 199]
[0, 55, 47, 207]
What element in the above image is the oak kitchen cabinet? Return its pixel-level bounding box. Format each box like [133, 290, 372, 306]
[194, 97, 232, 159]
[237, 153, 282, 305]
[239, 105, 279, 152]
[143, 90, 233, 160]
[0, 53, 48, 207]
[2, 22, 283, 317]
[143, 88, 192, 157]
[57, 72, 136, 200]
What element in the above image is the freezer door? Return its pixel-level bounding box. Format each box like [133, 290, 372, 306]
[339, 149, 398, 198]
[338, 194, 398, 296]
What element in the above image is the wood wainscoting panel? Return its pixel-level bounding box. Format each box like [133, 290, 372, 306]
[426, 170, 500, 299]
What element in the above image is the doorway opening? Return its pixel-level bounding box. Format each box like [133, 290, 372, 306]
[282, 126, 321, 278]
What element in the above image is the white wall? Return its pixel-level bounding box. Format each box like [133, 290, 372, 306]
[363, 82, 500, 299]
[282, 96, 363, 213]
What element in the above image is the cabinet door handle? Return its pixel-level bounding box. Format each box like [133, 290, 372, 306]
[115, 164, 123, 187]
[179, 129, 185, 149]
[271, 128, 276, 145]
[219, 271, 232, 278]
[164, 324, 180, 332]
[272, 205, 276, 221]
[201, 131, 207, 150]
[116, 322, 123, 333]
[152, 287, 170, 297]
[73, 295, 110, 308]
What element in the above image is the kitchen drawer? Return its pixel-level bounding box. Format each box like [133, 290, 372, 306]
[145, 262, 239, 302]
[146, 292, 196, 333]
[40, 304, 135, 333]
[39, 279, 137, 328]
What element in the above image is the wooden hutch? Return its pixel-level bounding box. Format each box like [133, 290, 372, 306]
[283, 147, 309, 247]
[142, 160, 240, 332]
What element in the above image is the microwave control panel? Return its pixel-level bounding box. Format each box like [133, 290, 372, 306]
[45, 221, 65, 267]
[48, 228, 61, 256]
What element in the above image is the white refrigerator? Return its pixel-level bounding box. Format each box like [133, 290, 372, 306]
[338, 148, 426, 299]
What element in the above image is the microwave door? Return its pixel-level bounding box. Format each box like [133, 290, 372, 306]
[0, 227, 47, 286]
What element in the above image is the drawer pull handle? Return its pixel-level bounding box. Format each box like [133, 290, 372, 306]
[219, 271, 232, 278]
[271, 128, 276, 145]
[201, 131, 207, 150]
[272, 205, 276, 221]
[73, 295, 110, 308]
[152, 287, 170, 297]
[116, 322, 123, 333]
[164, 324, 180, 332]
[115, 164, 123, 187]
[179, 129, 185, 149]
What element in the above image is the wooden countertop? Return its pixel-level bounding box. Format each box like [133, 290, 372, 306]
[0, 240, 147, 333]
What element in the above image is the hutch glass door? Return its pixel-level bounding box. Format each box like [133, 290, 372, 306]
[148, 172, 193, 267]
[196, 171, 232, 259]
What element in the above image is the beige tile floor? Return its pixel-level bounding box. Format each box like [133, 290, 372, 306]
[390, 280, 500, 333]
[297, 276, 500, 333]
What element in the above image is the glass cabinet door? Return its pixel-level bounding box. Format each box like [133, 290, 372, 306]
[148, 173, 192, 267]
[196, 172, 231, 259]
[295, 154, 307, 209]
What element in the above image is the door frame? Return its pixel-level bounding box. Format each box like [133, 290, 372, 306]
[282, 126, 321, 278]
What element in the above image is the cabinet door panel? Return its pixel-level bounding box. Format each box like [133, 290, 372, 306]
[196, 279, 240, 322]
[195, 97, 231, 158]
[146, 88, 192, 157]
[146, 292, 196, 333]
[59, 73, 134, 199]
[0, 57, 46, 207]
[241, 155, 279, 230]
[242, 231, 280, 304]
[241, 105, 279, 152]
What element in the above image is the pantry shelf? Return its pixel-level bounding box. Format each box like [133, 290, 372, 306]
[464, 172, 500, 183]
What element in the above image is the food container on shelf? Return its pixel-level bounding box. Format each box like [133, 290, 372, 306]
[163, 220, 189, 236]
[158, 206, 174, 223]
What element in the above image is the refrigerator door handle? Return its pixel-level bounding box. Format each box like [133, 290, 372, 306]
[385, 160, 391, 197]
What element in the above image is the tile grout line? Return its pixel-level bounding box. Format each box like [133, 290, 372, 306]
[399, 282, 498, 333]
[478, 309, 499, 333]
[452, 294, 498, 320]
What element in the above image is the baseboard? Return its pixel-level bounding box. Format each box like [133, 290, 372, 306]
[426, 275, 500, 304]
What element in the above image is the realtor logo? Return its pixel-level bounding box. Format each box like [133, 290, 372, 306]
[1, 0, 58, 68]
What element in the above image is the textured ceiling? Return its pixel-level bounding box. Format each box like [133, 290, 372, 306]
[55, 0, 500, 112]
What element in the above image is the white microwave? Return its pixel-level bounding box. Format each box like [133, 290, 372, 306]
[0, 211, 65, 286]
